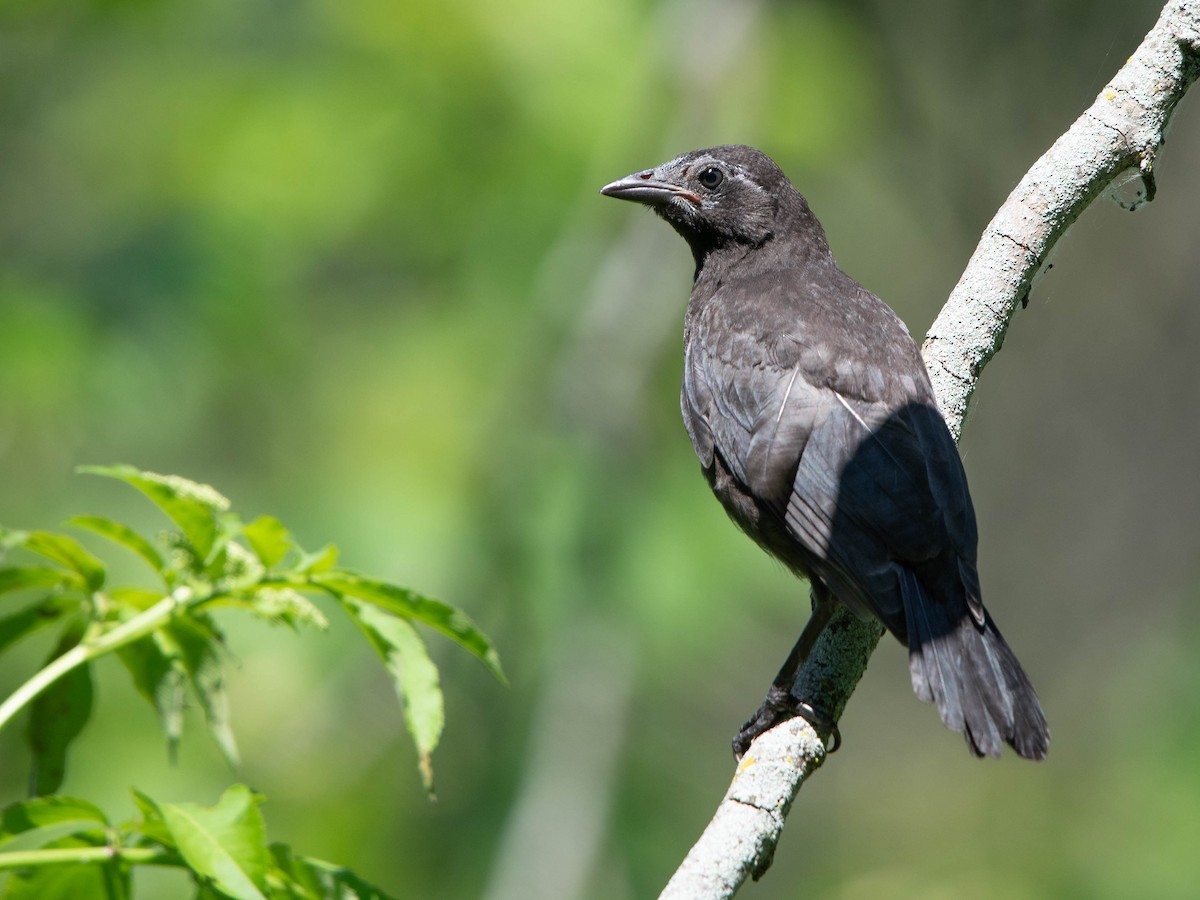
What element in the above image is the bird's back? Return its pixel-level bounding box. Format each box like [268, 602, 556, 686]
[680, 238, 946, 556]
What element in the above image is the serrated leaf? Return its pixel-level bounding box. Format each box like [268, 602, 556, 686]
[22, 532, 105, 592]
[314, 574, 504, 683]
[79, 465, 230, 561]
[27, 624, 94, 796]
[159, 785, 269, 900]
[0, 796, 109, 846]
[343, 599, 443, 794]
[1, 832, 129, 900]
[158, 615, 239, 767]
[115, 609, 235, 764]
[268, 843, 397, 900]
[0, 597, 74, 655]
[68, 515, 165, 576]
[117, 633, 185, 757]
[0, 566, 73, 596]
[242, 516, 293, 569]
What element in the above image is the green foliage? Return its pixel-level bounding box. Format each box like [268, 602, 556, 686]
[344, 600, 444, 793]
[27, 624, 94, 797]
[1, 832, 132, 900]
[0, 796, 108, 841]
[153, 786, 269, 900]
[0, 467, 502, 897]
[0, 786, 396, 900]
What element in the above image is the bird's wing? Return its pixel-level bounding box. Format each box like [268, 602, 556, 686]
[683, 281, 981, 630]
[683, 323, 828, 505]
[785, 392, 982, 628]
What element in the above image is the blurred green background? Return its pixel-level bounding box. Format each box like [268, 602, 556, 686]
[2, 0, 1199, 897]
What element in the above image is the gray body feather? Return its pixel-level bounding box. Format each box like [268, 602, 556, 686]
[603, 144, 1049, 759]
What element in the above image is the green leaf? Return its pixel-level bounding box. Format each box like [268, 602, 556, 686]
[1, 832, 130, 900]
[0, 796, 108, 846]
[343, 599, 444, 794]
[116, 612, 238, 765]
[67, 515, 165, 576]
[314, 573, 504, 683]
[159, 785, 269, 900]
[158, 616, 239, 767]
[0, 598, 74, 656]
[114, 614, 235, 765]
[128, 788, 174, 849]
[267, 843, 397, 900]
[79, 465, 230, 561]
[241, 516, 293, 568]
[295, 544, 338, 575]
[27, 624, 94, 796]
[0, 566, 72, 596]
[116, 633, 185, 757]
[22, 532, 105, 592]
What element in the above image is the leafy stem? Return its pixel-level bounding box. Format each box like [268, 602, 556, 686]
[1, 465, 502, 797]
[0, 594, 178, 735]
[0, 465, 504, 897]
[0, 845, 176, 870]
[0, 595, 180, 734]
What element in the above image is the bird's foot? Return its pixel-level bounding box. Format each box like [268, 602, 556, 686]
[732, 686, 841, 760]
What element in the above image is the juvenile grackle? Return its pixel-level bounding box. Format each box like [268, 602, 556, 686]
[601, 146, 1049, 760]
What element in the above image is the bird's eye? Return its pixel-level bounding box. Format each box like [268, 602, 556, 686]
[698, 167, 723, 189]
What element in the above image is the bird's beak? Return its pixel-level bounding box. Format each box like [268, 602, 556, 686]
[600, 172, 700, 206]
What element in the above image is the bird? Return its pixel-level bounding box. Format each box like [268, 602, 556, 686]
[600, 145, 1049, 760]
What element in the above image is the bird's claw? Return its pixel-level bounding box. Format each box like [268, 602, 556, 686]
[732, 689, 841, 759]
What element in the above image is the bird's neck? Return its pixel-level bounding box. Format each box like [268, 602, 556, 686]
[689, 241, 748, 283]
[690, 227, 834, 287]
[686, 197, 832, 281]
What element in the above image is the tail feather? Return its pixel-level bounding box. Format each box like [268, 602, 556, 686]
[900, 568, 1049, 760]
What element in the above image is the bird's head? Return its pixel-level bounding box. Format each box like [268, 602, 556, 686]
[600, 145, 825, 269]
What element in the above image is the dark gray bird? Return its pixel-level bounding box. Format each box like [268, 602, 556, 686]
[601, 145, 1048, 760]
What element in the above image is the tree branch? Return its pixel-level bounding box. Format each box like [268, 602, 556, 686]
[659, 2, 1200, 896]
[924, 0, 1200, 438]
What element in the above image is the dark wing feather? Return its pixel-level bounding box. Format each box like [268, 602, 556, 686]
[683, 324, 829, 506]
[684, 272, 973, 634]
[681, 265, 1047, 760]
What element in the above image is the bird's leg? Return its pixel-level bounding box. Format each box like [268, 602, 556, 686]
[732, 585, 841, 759]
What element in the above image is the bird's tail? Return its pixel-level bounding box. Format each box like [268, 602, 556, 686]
[899, 569, 1049, 760]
